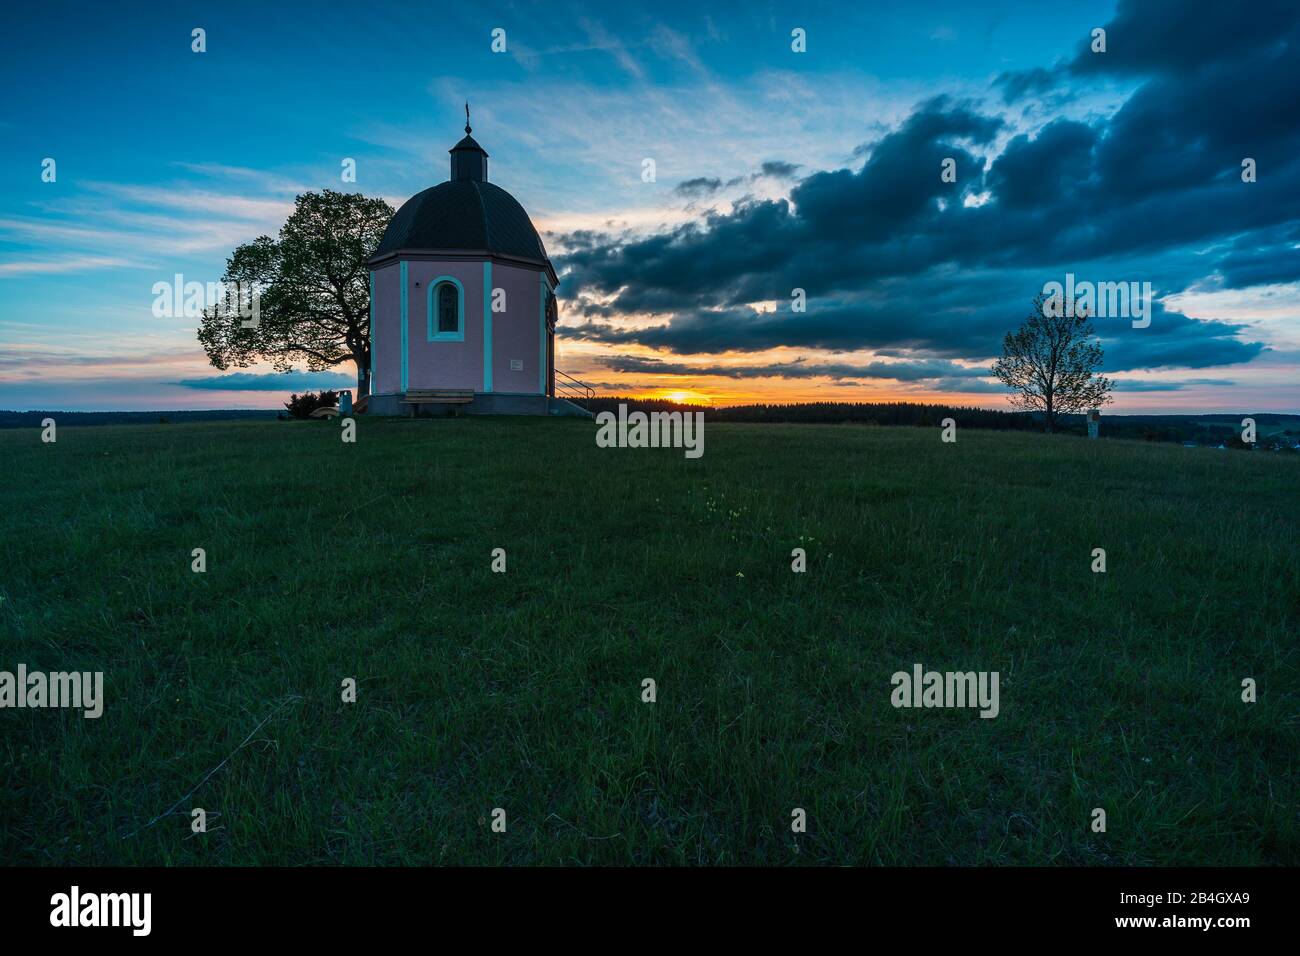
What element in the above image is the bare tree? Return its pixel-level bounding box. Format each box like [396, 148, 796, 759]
[992, 293, 1113, 432]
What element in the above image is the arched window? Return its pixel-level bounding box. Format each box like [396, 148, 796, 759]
[426, 276, 464, 341]
[437, 284, 458, 334]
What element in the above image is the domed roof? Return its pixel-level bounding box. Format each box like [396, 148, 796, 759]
[372, 179, 549, 263]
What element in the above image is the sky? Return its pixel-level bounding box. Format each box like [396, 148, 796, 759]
[1, 0, 1297, 412]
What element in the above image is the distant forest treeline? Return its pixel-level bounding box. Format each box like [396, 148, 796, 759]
[3, 403, 1297, 449]
[585, 399, 1300, 448]
[0, 409, 278, 428]
[588, 398, 1037, 429]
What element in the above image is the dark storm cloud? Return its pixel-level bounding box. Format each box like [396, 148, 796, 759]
[1098, 304, 1266, 371]
[994, 67, 1054, 104]
[562, 97, 1005, 309]
[1215, 224, 1300, 289]
[556, 2, 1297, 375]
[1065, 0, 1298, 79]
[1112, 378, 1236, 392]
[758, 160, 801, 180]
[672, 163, 802, 200]
[599, 354, 989, 382]
[984, 119, 1097, 209]
[997, 0, 1298, 97]
[172, 371, 354, 391]
[569, 294, 1263, 374]
[672, 177, 724, 198]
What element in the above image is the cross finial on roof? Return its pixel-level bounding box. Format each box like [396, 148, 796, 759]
[465, 101, 471, 134]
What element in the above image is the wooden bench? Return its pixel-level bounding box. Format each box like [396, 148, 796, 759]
[401, 389, 475, 405]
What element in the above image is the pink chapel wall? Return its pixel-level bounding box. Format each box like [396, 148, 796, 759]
[371, 262, 402, 395]
[372, 258, 550, 395]
[484, 261, 548, 395]
[404, 259, 486, 392]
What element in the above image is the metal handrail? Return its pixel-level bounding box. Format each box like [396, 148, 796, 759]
[554, 368, 594, 405]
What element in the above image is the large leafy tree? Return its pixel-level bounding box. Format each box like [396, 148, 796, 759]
[992, 293, 1114, 432]
[198, 190, 393, 396]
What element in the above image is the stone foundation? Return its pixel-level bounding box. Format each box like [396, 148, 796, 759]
[364, 392, 592, 419]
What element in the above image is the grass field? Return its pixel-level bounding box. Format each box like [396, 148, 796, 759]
[2, 417, 1297, 865]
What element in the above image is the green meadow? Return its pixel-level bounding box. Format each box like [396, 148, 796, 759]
[2, 417, 1297, 865]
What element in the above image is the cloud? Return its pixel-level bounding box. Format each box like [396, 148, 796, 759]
[757, 161, 801, 180]
[673, 177, 724, 198]
[1065, 0, 1297, 80]
[577, 17, 646, 81]
[86, 183, 294, 222]
[1214, 225, 1300, 289]
[671, 162, 802, 201]
[171, 371, 354, 391]
[993, 67, 1057, 104]
[599, 354, 991, 382]
[0, 343, 206, 379]
[1112, 378, 1237, 392]
[0, 255, 136, 277]
[554, 7, 1298, 379]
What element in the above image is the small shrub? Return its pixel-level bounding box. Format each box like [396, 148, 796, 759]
[284, 390, 339, 420]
